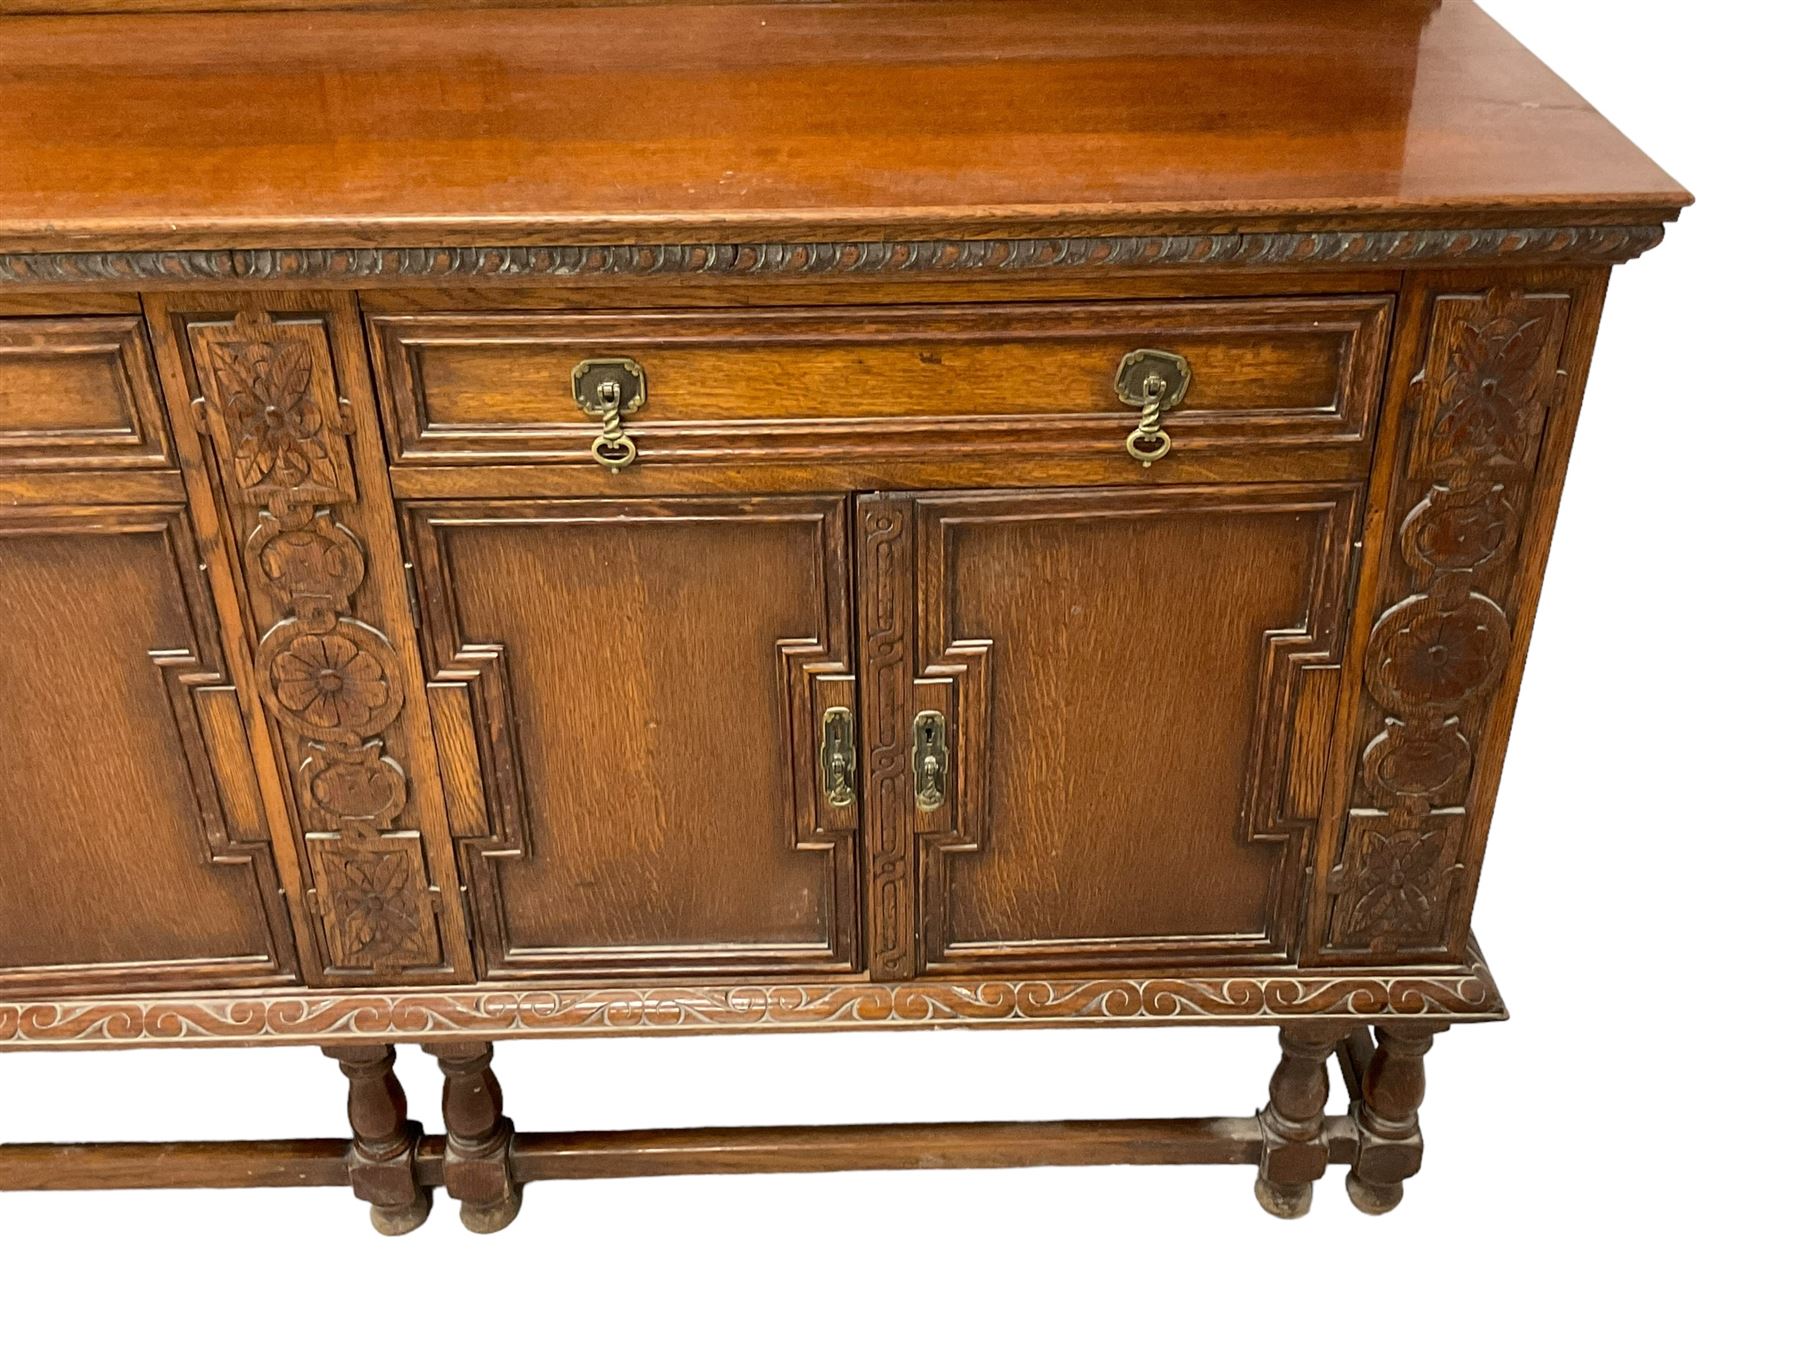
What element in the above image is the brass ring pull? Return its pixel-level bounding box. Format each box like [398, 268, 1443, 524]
[1125, 374, 1173, 464]
[1114, 349, 1192, 467]
[571, 357, 647, 472]
[587, 381, 639, 471]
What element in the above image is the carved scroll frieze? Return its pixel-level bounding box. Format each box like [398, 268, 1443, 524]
[0, 949, 1506, 1047]
[1324, 287, 1570, 957]
[188, 309, 444, 979]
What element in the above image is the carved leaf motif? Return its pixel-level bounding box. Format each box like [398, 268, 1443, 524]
[1327, 815, 1465, 951]
[214, 339, 335, 494]
[313, 836, 439, 974]
[1432, 313, 1550, 471]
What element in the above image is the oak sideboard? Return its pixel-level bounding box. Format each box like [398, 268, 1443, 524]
[0, 0, 1687, 1229]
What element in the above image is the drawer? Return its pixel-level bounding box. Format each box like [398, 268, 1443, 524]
[0, 318, 173, 470]
[368, 298, 1391, 468]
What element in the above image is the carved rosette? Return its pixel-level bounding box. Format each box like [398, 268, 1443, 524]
[1325, 288, 1570, 956]
[191, 311, 442, 977]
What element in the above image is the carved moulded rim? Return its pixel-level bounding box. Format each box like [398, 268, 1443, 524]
[0, 226, 1665, 289]
[0, 956, 1504, 1049]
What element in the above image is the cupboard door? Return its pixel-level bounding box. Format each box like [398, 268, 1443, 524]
[0, 506, 295, 993]
[408, 495, 858, 979]
[864, 486, 1360, 976]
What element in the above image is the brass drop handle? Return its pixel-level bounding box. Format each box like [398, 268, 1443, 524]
[821, 706, 857, 809]
[1115, 349, 1192, 465]
[571, 357, 647, 471]
[912, 710, 948, 812]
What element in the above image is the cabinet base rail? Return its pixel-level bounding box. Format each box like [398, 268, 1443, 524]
[0, 1025, 1446, 1226]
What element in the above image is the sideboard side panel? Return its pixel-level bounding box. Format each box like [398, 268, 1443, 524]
[1307, 266, 1611, 963]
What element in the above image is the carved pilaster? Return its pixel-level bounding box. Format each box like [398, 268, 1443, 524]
[1347, 1024, 1442, 1214]
[323, 1043, 429, 1235]
[857, 497, 918, 980]
[1323, 283, 1577, 958]
[428, 1040, 520, 1233]
[154, 294, 472, 984]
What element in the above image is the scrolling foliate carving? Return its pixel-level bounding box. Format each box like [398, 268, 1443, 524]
[190, 310, 443, 979]
[1326, 287, 1570, 956]
[0, 949, 1505, 1048]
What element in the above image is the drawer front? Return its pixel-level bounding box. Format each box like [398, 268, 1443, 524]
[0, 317, 173, 470]
[369, 298, 1390, 470]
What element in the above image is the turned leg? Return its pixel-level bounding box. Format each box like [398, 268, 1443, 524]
[427, 1041, 521, 1233]
[1254, 1026, 1339, 1218]
[1346, 1024, 1443, 1215]
[322, 1044, 430, 1235]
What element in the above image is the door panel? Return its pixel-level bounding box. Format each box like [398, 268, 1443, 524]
[0, 507, 295, 992]
[897, 485, 1360, 972]
[408, 495, 857, 978]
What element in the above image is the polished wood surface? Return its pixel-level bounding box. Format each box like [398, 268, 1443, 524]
[0, 505, 293, 992]
[406, 494, 858, 977]
[367, 298, 1389, 465]
[0, 0, 1686, 253]
[0, 0, 1685, 1227]
[902, 484, 1357, 970]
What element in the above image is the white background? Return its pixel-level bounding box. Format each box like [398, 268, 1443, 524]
[5, 1, 1795, 1343]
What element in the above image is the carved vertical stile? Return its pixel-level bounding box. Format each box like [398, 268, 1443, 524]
[857, 495, 918, 980]
[149, 293, 473, 984]
[1315, 274, 1602, 961]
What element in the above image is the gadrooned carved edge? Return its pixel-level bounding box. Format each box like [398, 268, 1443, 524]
[0, 956, 1504, 1048]
[0, 226, 1665, 288]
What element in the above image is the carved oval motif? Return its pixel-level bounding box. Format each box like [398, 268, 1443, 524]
[1400, 482, 1518, 574]
[1365, 591, 1510, 714]
[300, 741, 407, 828]
[246, 508, 365, 608]
[1362, 718, 1472, 803]
[256, 616, 405, 744]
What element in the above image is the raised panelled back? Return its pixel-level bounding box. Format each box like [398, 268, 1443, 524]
[0, 507, 293, 991]
[0, 317, 172, 469]
[910, 485, 1358, 970]
[406, 495, 858, 978]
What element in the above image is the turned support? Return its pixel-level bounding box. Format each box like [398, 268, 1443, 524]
[1346, 1024, 1443, 1214]
[1254, 1026, 1340, 1218]
[427, 1040, 521, 1233]
[322, 1043, 429, 1235]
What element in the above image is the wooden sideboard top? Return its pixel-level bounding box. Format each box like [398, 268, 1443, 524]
[0, 0, 1688, 256]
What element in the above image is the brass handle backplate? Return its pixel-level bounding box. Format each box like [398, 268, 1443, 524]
[572, 357, 647, 471]
[821, 706, 857, 809]
[912, 710, 948, 812]
[1114, 349, 1191, 465]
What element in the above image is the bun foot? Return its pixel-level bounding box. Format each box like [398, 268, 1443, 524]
[1254, 1177, 1313, 1219]
[459, 1187, 522, 1234]
[370, 1190, 432, 1236]
[1346, 1174, 1404, 1215]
